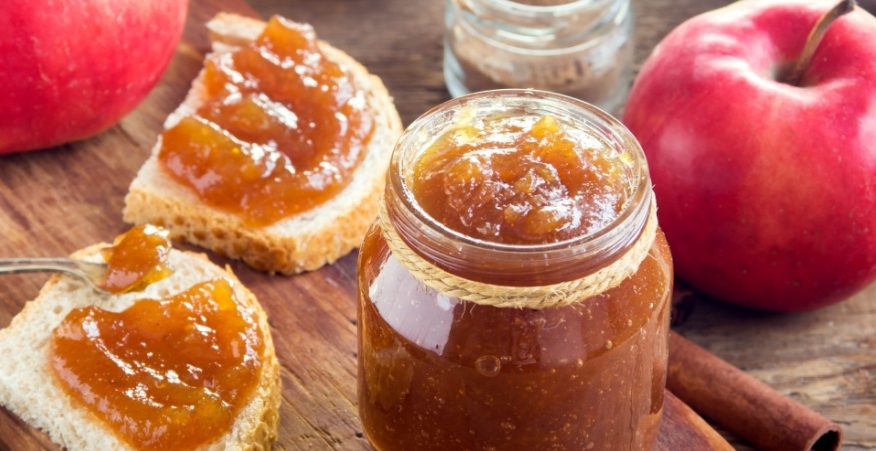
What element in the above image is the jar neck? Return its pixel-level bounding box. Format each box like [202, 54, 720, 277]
[450, 0, 630, 51]
[385, 89, 651, 287]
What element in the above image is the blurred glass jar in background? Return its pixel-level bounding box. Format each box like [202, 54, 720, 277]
[444, 0, 633, 114]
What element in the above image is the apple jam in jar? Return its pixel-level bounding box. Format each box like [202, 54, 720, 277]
[357, 90, 672, 450]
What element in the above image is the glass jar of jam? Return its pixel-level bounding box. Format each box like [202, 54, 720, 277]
[444, 0, 634, 114]
[357, 90, 672, 450]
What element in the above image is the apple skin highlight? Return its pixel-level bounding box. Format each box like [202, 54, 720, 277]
[0, 0, 189, 154]
[623, 0, 876, 311]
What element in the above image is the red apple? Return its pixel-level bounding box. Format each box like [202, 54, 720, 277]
[623, 0, 876, 311]
[0, 0, 188, 154]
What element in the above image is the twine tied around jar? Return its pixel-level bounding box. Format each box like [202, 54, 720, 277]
[376, 194, 658, 309]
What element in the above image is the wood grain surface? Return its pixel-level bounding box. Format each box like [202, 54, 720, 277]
[0, 0, 874, 450]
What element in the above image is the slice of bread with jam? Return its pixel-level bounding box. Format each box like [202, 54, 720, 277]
[123, 13, 403, 274]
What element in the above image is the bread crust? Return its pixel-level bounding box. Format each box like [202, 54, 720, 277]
[0, 245, 281, 450]
[123, 13, 403, 274]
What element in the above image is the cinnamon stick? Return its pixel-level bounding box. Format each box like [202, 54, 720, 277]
[668, 332, 842, 451]
[656, 390, 734, 451]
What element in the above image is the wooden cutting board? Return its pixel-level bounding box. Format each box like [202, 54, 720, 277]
[0, 0, 868, 449]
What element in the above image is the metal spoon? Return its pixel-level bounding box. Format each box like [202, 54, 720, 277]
[0, 258, 109, 293]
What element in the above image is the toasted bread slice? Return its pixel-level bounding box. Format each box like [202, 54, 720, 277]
[0, 245, 281, 450]
[123, 13, 403, 274]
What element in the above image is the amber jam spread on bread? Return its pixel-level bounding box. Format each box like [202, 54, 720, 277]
[410, 115, 627, 244]
[50, 279, 264, 450]
[158, 16, 374, 227]
[100, 224, 173, 293]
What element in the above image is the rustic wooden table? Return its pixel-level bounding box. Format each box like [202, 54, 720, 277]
[0, 0, 873, 449]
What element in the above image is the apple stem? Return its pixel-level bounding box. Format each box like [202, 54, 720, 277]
[784, 0, 856, 86]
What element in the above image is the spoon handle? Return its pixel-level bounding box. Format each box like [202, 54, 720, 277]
[0, 258, 107, 290]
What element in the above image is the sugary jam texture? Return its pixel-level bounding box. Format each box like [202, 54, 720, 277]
[159, 16, 373, 227]
[50, 279, 264, 450]
[100, 224, 173, 293]
[410, 115, 628, 244]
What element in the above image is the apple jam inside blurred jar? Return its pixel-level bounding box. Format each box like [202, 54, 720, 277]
[357, 90, 672, 450]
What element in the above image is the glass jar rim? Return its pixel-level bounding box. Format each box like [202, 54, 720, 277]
[388, 89, 651, 257]
[460, 0, 611, 16]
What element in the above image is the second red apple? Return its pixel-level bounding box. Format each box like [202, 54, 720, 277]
[623, 0, 876, 311]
